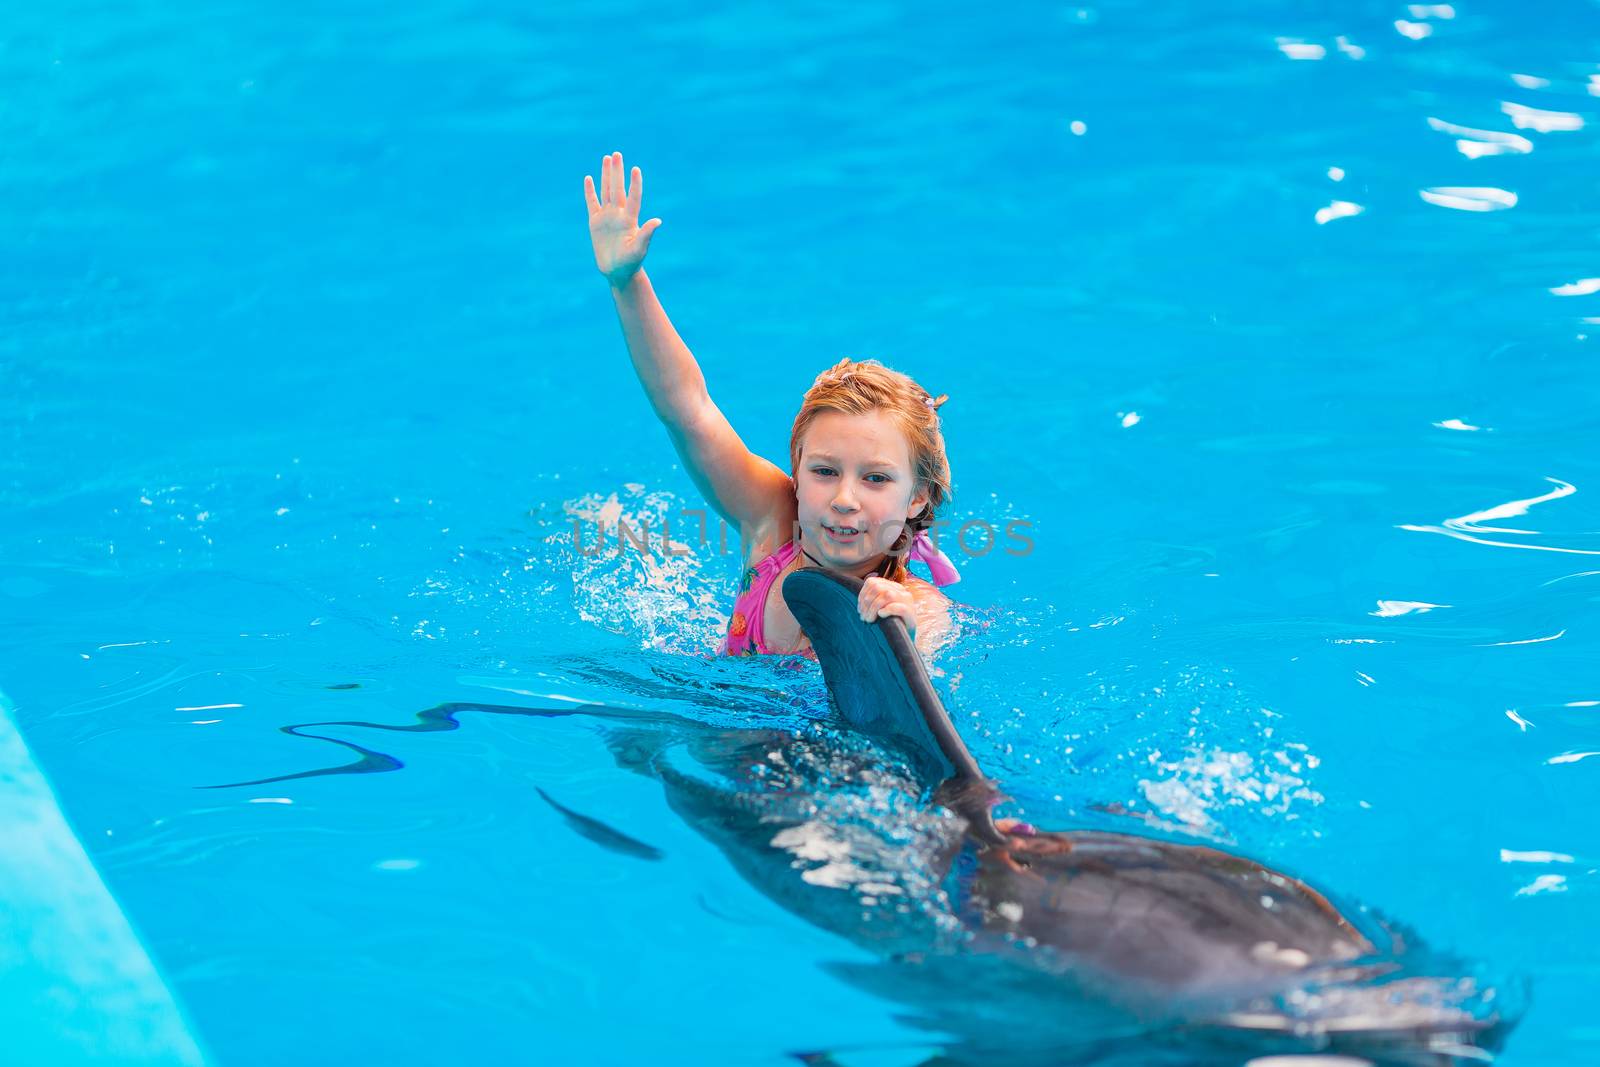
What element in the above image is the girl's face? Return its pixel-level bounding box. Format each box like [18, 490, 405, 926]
[794, 409, 929, 575]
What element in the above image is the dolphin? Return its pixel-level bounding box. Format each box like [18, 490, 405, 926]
[781, 567, 1517, 1061]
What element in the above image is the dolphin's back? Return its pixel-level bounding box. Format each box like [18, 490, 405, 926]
[966, 830, 1370, 992]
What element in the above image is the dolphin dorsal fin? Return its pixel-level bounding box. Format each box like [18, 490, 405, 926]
[782, 568, 1002, 842]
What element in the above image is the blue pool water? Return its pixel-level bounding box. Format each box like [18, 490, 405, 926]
[4, 1, 1597, 1063]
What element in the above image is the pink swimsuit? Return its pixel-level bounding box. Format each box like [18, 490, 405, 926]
[718, 532, 963, 657]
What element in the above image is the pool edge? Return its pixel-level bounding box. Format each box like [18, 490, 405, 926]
[0, 688, 212, 1067]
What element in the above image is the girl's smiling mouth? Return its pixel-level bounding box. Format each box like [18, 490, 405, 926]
[822, 522, 864, 544]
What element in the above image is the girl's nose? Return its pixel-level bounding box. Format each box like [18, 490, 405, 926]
[831, 491, 859, 513]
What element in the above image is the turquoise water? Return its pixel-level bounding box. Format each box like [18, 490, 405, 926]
[3, 1, 1597, 1063]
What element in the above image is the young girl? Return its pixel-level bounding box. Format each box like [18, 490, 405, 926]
[583, 151, 961, 657]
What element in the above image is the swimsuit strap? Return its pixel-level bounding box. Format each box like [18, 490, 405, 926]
[907, 529, 962, 586]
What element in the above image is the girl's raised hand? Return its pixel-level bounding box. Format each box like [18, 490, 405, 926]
[583, 151, 663, 287]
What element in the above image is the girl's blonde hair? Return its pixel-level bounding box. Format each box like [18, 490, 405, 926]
[789, 358, 951, 582]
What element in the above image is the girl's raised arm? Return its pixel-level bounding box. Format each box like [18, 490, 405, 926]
[584, 151, 793, 538]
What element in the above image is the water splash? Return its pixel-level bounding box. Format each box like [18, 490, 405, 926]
[560, 485, 731, 651]
[403, 483, 735, 655]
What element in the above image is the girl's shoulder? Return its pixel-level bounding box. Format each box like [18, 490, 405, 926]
[903, 573, 948, 602]
[905, 573, 957, 653]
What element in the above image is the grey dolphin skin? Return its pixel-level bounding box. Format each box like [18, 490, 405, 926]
[781, 568, 1516, 1064]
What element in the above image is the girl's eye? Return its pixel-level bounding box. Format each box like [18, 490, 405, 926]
[812, 467, 837, 478]
[865, 473, 891, 485]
